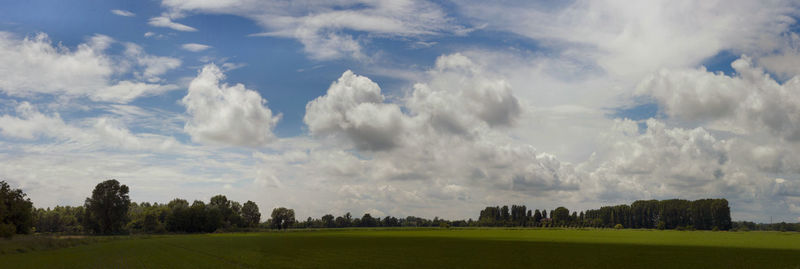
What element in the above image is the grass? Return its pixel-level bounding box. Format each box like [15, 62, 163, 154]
[1, 228, 799, 268]
[0, 234, 126, 255]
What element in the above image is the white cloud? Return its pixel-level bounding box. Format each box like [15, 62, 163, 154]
[457, 0, 796, 80]
[0, 32, 180, 103]
[148, 15, 198, 32]
[304, 70, 407, 151]
[98, 81, 179, 103]
[305, 54, 521, 151]
[111, 9, 136, 17]
[0, 102, 68, 140]
[182, 64, 282, 147]
[160, 0, 465, 60]
[639, 56, 800, 142]
[181, 43, 211, 52]
[123, 43, 182, 82]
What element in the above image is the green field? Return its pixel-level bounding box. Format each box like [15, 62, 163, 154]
[1, 228, 799, 268]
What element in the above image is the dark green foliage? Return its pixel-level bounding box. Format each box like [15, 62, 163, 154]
[583, 199, 731, 230]
[510, 205, 527, 226]
[478, 206, 503, 226]
[270, 207, 295, 230]
[732, 221, 800, 232]
[552, 207, 570, 226]
[84, 179, 130, 234]
[0, 223, 14, 239]
[33, 206, 84, 234]
[359, 213, 378, 227]
[0, 181, 34, 237]
[241, 201, 261, 227]
[321, 214, 335, 228]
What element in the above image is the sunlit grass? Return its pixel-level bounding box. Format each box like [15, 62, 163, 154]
[1, 228, 799, 268]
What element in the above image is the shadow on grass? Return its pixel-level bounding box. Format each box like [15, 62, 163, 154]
[2, 232, 799, 268]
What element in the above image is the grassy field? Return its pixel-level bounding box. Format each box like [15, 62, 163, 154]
[1, 228, 799, 268]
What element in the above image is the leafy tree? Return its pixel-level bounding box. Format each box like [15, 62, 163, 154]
[209, 195, 233, 228]
[360, 213, 378, 227]
[270, 207, 295, 230]
[501, 206, 510, 225]
[165, 199, 190, 232]
[0, 181, 33, 236]
[84, 179, 130, 234]
[552, 207, 570, 226]
[241, 201, 261, 227]
[321, 214, 335, 228]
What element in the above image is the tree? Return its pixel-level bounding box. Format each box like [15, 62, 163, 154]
[84, 179, 130, 234]
[360, 213, 378, 227]
[209, 195, 232, 228]
[0, 181, 33, 237]
[166, 199, 190, 232]
[241, 201, 261, 227]
[270, 207, 295, 230]
[533, 210, 542, 225]
[321, 214, 335, 228]
[552, 207, 570, 226]
[500, 205, 510, 225]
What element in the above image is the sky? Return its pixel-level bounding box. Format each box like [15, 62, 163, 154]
[1, 0, 800, 222]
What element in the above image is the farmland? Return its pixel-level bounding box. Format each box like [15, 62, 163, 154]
[1, 228, 799, 268]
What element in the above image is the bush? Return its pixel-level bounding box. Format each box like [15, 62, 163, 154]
[712, 226, 720, 231]
[0, 223, 16, 239]
[614, 224, 623, 229]
[656, 221, 666, 230]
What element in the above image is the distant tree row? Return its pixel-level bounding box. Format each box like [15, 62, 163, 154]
[584, 199, 731, 230]
[294, 213, 470, 229]
[732, 221, 800, 232]
[1, 179, 792, 238]
[3, 179, 264, 237]
[478, 199, 732, 230]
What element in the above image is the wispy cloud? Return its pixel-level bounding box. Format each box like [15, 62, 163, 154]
[181, 43, 211, 52]
[148, 15, 198, 32]
[111, 9, 135, 17]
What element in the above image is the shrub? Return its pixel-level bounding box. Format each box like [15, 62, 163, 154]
[712, 226, 720, 231]
[656, 221, 666, 230]
[614, 224, 623, 229]
[0, 223, 16, 239]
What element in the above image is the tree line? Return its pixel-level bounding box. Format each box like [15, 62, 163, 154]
[2, 179, 267, 237]
[478, 199, 732, 230]
[1, 179, 793, 238]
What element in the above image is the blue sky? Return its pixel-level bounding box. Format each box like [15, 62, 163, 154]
[1, 0, 800, 222]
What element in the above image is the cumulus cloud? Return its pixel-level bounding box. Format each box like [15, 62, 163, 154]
[305, 54, 521, 151]
[0, 32, 180, 103]
[304, 70, 407, 151]
[181, 43, 211, 52]
[409, 53, 521, 132]
[160, 0, 466, 60]
[148, 15, 198, 32]
[639, 56, 800, 141]
[111, 9, 135, 17]
[182, 64, 282, 147]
